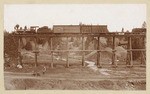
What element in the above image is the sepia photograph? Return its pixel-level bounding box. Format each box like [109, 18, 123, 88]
[4, 4, 146, 90]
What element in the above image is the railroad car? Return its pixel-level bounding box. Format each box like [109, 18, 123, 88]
[37, 26, 52, 34]
[53, 25, 109, 33]
[53, 25, 80, 33]
[81, 25, 109, 33]
[132, 28, 146, 34]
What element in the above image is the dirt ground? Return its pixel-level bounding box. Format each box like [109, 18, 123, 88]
[4, 61, 146, 90]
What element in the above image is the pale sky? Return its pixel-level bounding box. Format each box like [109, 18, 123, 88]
[4, 4, 146, 32]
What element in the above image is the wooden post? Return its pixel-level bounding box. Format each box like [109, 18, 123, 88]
[141, 37, 146, 65]
[129, 36, 133, 66]
[127, 36, 133, 67]
[97, 37, 101, 68]
[126, 36, 130, 65]
[18, 37, 21, 52]
[66, 37, 69, 68]
[143, 36, 146, 65]
[112, 36, 117, 67]
[34, 52, 38, 67]
[50, 37, 53, 68]
[82, 36, 85, 66]
[18, 37, 22, 65]
[34, 37, 38, 67]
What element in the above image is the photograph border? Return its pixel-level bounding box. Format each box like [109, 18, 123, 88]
[0, 0, 150, 94]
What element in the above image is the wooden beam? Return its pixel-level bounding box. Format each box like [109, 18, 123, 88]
[50, 37, 53, 68]
[97, 37, 101, 68]
[82, 36, 85, 66]
[12, 33, 146, 38]
[129, 37, 133, 67]
[18, 37, 23, 66]
[66, 37, 69, 68]
[18, 37, 21, 52]
[34, 37, 38, 67]
[28, 49, 145, 52]
[126, 37, 130, 66]
[34, 52, 38, 67]
[112, 36, 117, 67]
[141, 37, 146, 65]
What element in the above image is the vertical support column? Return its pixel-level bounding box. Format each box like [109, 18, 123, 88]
[82, 36, 85, 66]
[18, 37, 21, 52]
[50, 37, 53, 68]
[112, 36, 117, 67]
[35, 52, 38, 67]
[143, 36, 146, 65]
[66, 37, 69, 68]
[129, 36, 133, 66]
[34, 36, 39, 67]
[97, 37, 101, 68]
[141, 36, 146, 65]
[126, 36, 130, 65]
[18, 36, 22, 66]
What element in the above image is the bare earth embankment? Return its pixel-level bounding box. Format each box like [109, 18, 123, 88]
[4, 62, 146, 90]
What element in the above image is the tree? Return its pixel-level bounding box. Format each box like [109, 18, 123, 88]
[24, 26, 27, 31]
[142, 21, 146, 28]
[14, 24, 20, 30]
[121, 28, 124, 32]
[4, 33, 18, 58]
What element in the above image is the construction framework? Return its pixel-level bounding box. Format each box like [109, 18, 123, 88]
[13, 32, 146, 68]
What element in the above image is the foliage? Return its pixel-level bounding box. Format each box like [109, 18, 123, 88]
[4, 32, 18, 58]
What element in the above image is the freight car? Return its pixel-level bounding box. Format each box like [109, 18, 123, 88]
[81, 25, 109, 33]
[132, 28, 146, 34]
[53, 25, 80, 33]
[53, 25, 109, 33]
[37, 26, 52, 34]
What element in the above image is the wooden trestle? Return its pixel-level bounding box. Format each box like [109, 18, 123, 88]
[13, 32, 146, 68]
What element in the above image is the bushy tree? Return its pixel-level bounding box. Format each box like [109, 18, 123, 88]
[4, 32, 18, 58]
